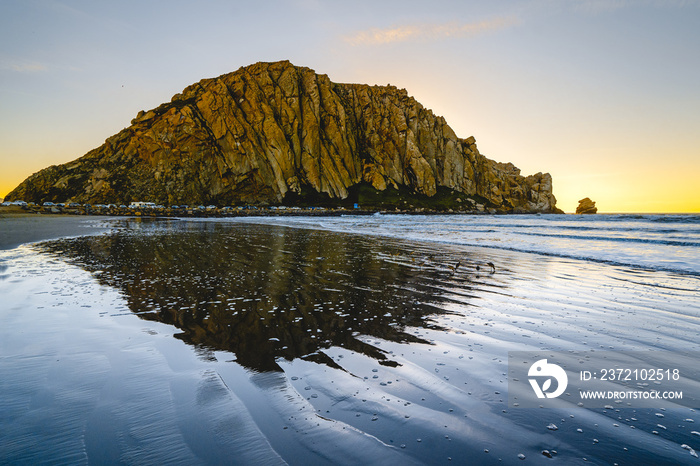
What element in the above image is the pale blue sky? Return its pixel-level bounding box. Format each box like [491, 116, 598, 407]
[2, 0, 699, 211]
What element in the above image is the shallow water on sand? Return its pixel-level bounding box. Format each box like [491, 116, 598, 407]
[1, 218, 699, 464]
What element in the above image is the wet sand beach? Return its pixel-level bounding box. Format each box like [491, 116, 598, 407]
[1, 217, 699, 464]
[0, 212, 113, 250]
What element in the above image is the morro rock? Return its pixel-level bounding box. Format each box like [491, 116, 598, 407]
[6, 60, 560, 212]
[576, 197, 598, 214]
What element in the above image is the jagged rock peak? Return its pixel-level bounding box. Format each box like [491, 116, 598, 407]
[576, 197, 598, 214]
[6, 60, 559, 213]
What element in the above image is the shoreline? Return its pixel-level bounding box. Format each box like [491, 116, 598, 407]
[0, 214, 115, 250]
[0, 204, 555, 251]
[0, 203, 560, 218]
[3, 209, 698, 278]
[0, 205, 553, 250]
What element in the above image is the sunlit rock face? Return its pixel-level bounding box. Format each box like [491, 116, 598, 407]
[576, 197, 598, 214]
[7, 61, 559, 212]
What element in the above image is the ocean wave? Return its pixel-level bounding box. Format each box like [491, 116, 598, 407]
[460, 242, 700, 278]
[515, 231, 700, 248]
[218, 214, 700, 276]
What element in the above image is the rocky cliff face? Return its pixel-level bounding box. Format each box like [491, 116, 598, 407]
[576, 197, 598, 214]
[7, 60, 559, 212]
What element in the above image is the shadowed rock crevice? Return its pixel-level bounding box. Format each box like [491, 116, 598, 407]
[7, 60, 559, 212]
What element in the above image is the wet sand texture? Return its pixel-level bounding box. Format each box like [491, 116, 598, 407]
[0, 214, 113, 250]
[1, 219, 699, 464]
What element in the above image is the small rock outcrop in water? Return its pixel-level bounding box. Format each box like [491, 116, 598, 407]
[576, 197, 598, 214]
[6, 61, 560, 212]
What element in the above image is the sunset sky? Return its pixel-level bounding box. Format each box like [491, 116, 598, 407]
[1, 0, 698, 212]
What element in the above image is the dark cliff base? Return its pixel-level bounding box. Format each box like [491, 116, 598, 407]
[282, 182, 492, 211]
[1, 202, 561, 220]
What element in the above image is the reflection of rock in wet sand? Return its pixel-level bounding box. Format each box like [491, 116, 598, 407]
[37, 220, 493, 372]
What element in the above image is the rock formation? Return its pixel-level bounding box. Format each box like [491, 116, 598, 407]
[576, 197, 598, 214]
[6, 61, 560, 212]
